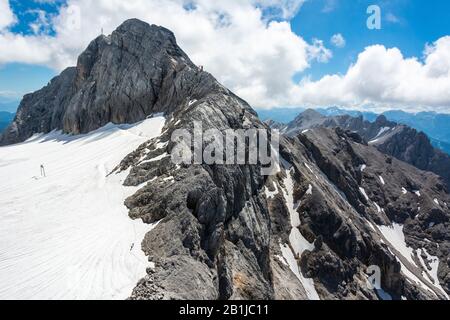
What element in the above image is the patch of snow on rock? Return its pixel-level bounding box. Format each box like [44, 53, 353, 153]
[374, 202, 382, 213]
[359, 187, 369, 201]
[418, 249, 449, 299]
[265, 183, 279, 200]
[275, 254, 288, 267]
[377, 223, 438, 297]
[279, 244, 319, 300]
[306, 184, 313, 195]
[282, 170, 300, 228]
[377, 223, 415, 266]
[279, 170, 320, 300]
[369, 127, 391, 144]
[304, 162, 314, 174]
[139, 152, 169, 164]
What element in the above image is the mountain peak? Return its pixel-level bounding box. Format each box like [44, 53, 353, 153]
[374, 114, 390, 126]
[117, 18, 174, 38]
[0, 19, 209, 145]
[300, 108, 323, 119]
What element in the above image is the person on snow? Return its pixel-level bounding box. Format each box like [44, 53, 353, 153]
[40, 164, 46, 177]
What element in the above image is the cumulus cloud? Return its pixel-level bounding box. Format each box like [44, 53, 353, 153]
[331, 33, 345, 48]
[308, 39, 332, 63]
[0, 0, 328, 108]
[0, 0, 15, 30]
[291, 37, 450, 113]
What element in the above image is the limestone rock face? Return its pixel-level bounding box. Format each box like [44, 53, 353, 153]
[0, 19, 215, 144]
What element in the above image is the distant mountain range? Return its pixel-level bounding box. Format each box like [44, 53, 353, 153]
[257, 107, 450, 155]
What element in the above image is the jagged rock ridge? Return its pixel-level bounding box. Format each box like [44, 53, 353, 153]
[267, 109, 450, 189]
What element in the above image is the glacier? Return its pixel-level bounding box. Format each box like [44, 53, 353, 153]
[0, 117, 165, 300]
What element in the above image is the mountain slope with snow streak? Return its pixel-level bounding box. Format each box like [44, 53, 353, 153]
[266, 109, 450, 189]
[280, 169, 320, 300]
[0, 117, 165, 300]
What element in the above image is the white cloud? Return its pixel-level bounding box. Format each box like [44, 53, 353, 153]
[28, 9, 54, 35]
[0, 0, 328, 108]
[0, 0, 15, 30]
[291, 37, 450, 113]
[308, 38, 332, 63]
[331, 33, 345, 48]
[0, 90, 21, 99]
[386, 12, 400, 24]
[254, 0, 307, 19]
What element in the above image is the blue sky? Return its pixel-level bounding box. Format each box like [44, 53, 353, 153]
[8, 0, 62, 35]
[293, 0, 450, 80]
[1, 0, 450, 113]
[0, 0, 61, 100]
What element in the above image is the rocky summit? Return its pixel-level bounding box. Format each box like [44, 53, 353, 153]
[2, 19, 449, 300]
[1, 19, 209, 145]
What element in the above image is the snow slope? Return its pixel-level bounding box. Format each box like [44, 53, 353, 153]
[0, 117, 165, 300]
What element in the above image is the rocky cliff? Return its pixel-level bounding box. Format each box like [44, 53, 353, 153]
[0, 19, 214, 145]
